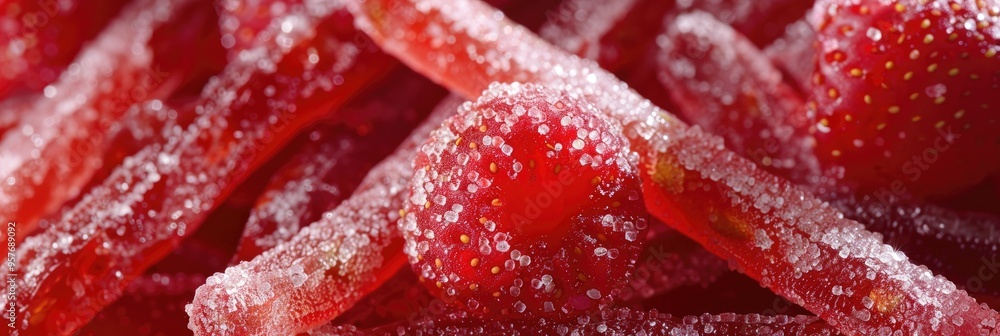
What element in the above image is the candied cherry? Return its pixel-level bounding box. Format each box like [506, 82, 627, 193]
[403, 84, 648, 319]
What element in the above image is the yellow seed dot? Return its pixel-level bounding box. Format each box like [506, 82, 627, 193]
[417, 254, 424, 261]
[819, 118, 830, 127]
[612, 201, 621, 208]
[455, 137, 462, 146]
[554, 164, 562, 174]
[492, 292, 501, 297]
[399, 209, 407, 218]
[597, 233, 608, 242]
[469, 142, 478, 149]
[912, 116, 922, 122]
[489, 162, 498, 173]
[904, 72, 914, 80]
[528, 159, 536, 168]
[955, 110, 966, 119]
[986, 49, 997, 58]
[460, 234, 470, 244]
[479, 217, 488, 224]
[491, 266, 500, 274]
[979, 20, 990, 29]
[952, 2, 962, 10]
[850, 68, 863, 77]
[469, 283, 478, 291]
[927, 63, 938, 72]
[923, 34, 934, 44]
[845, 114, 854, 122]
[909, 50, 920, 60]
[828, 88, 840, 99]
[435, 258, 443, 268]
[591, 176, 602, 186]
[864, 95, 872, 104]
[471, 258, 480, 267]
[949, 33, 958, 41]
[425, 201, 431, 209]
[921, 19, 931, 29]
[860, 5, 870, 14]
[910, 92, 920, 100]
[970, 74, 981, 80]
[888, 106, 900, 114]
[578, 273, 589, 282]
[934, 96, 946, 104]
[895, 3, 905, 12]
[491, 199, 502, 206]
[831, 150, 842, 157]
[876, 123, 887, 130]
[935, 121, 946, 128]
[574, 247, 583, 255]
[479, 125, 487, 132]
[436, 281, 443, 288]
[948, 68, 960, 76]
[885, 61, 894, 70]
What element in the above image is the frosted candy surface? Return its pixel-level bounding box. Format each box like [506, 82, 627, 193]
[0, 0, 183, 240]
[656, 12, 819, 186]
[0, 2, 397, 333]
[346, 0, 1000, 333]
[233, 68, 444, 262]
[314, 308, 839, 335]
[403, 85, 647, 319]
[186, 96, 466, 335]
[763, 19, 817, 92]
[538, 0, 640, 61]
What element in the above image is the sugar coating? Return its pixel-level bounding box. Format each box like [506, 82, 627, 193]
[347, 0, 1000, 333]
[186, 95, 466, 335]
[0, 0, 177, 244]
[403, 85, 646, 319]
[0, 1, 389, 333]
[657, 12, 820, 182]
[313, 308, 839, 335]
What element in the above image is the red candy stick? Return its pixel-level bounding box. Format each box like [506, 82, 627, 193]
[657, 11, 1000, 300]
[0, 0, 218, 240]
[656, 12, 819, 183]
[3, 5, 396, 334]
[346, 0, 1000, 333]
[186, 96, 465, 335]
[232, 67, 445, 262]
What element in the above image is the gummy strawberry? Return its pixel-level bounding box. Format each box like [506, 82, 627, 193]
[404, 85, 647, 319]
[808, 0, 1000, 197]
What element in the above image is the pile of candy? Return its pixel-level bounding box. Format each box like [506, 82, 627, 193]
[2, 0, 999, 335]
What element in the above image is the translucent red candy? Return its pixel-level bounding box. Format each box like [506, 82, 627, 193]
[232, 67, 445, 262]
[656, 12, 818, 182]
[0, 0, 130, 99]
[655, 11, 1000, 303]
[0, 0, 221, 240]
[185, 96, 465, 335]
[346, 0, 1000, 333]
[404, 85, 647, 319]
[318, 308, 839, 335]
[2, 4, 396, 333]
